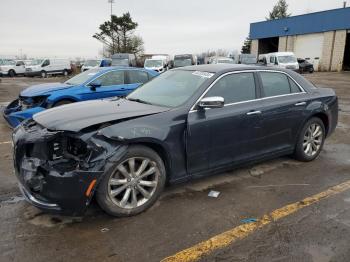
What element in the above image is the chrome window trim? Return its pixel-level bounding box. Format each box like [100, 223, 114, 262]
[189, 69, 306, 113]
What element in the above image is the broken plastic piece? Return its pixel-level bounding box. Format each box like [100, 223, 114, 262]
[208, 190, 220, 198]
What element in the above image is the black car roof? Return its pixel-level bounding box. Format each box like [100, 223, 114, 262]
[178, 64, 291, 74]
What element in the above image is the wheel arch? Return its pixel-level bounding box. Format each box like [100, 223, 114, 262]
[52, 97, 78, 107]
[308, 112, 329, 136]
[128, 141, 172, 183]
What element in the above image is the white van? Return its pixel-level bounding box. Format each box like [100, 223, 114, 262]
[264, 52, 299, 71]
[144, 55, 170, 73]
[25, 58, 71, 77]
[0, 59, 26, 77]
[81, 58, 112, 72]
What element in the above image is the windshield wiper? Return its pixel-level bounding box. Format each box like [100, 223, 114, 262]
[127, 98, 153, 105]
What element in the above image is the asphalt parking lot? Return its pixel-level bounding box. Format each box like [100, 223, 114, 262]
[0, 72, 350, 262]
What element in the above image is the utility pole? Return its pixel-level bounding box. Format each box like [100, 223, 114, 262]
[344, 1, 347, 8]
[108, 0, 115, 55]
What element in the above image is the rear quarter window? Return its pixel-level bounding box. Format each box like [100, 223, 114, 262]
[260, 72, 291, 97]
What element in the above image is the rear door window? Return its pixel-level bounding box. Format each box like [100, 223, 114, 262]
[204, 72, 256, 104]
[260, 72, 292, 97]
[127, 70, 149, 84]
[96, 70, 125, 86]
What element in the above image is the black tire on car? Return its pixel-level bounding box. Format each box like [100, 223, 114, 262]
[96, 145, 166, 217]
[309, 68, 314, 73]
[41, 71, 47, 78]
[8, 70, 16, 77]
[53, 99, 73, 107]
[294, 117, 325, 162]
[63, 69, 69, 76]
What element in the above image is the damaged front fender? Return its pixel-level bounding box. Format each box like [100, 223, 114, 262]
[12, 120, 129, 216]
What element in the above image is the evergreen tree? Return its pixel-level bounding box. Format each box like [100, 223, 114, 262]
[241, 37, 252, 54]
[266, 0, 291, 20]
[93, 12, 144, 57]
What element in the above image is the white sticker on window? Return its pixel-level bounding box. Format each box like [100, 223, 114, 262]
[192, 71, 214, 78]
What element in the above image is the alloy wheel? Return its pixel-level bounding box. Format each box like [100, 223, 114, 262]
[303, 123, 323, 157]
[107, 157, 160, 209]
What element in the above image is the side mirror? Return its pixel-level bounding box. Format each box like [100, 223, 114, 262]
[198, 96, 224, 109]
[89, 80, 102, 90]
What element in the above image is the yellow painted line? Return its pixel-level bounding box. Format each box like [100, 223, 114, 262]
[0, 141, 11, 145]
[162, 180, 350, 262]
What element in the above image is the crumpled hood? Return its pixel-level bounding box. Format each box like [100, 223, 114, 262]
[33, 98, 170, 132]
[20, 82, 73, 97]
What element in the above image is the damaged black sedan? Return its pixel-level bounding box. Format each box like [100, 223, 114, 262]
[12, 64, 338, 217]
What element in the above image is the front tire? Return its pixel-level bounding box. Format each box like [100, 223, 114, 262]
[63, 69, 69, 76]
[96, 145, 166, 217]
[294, 117, 325, 162]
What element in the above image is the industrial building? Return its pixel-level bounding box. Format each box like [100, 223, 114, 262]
[249, 7, 350, 71]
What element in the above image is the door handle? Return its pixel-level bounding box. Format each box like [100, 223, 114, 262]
[246, 110, 262, 116]
[295, 102, 306, 106]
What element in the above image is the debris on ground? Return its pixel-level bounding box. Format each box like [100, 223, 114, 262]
[101, 228, 110, 233]
[208, 190, 220, 198]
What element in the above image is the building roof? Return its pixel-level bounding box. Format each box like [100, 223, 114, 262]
[250, 7, 350, 40]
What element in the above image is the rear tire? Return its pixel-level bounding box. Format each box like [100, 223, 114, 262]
[63, 69, 69, 76]
[96, 145, 166, 217]
[294, 117, 325, 162]
[8, 70, 16, 77]
[53, 99, 73, 107]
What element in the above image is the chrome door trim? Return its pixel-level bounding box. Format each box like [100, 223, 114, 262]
[189, 69, 307, 113]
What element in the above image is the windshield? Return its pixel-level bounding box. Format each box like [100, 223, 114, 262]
[127, 70, 211, 107]
[84, 60, 101, 67]
[218, 59, 234, 64]
[29, 59, 43, 66]
[2, 59, 16, 65]
[174, 58, 192, 67]
[241, 57, 256, 64]
[65, 68, 100, 85]
[145, 60, 162, 68]
[277, 55, 297, 64]
[112, 58, 129, 66]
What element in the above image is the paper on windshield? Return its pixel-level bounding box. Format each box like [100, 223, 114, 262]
[192, 71, 214, 78]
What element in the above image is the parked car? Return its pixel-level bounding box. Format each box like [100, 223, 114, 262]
[12, 64, 338, 217]
[24, 58, 72, 78]
[4, 67, 159, 127]
[111, 53, 137, 67]
[209, 57, 235, 64]
[298, 58, 314, 74]
[237, 54, 257, 65]
[173, 54, 197, 68]
[0, 59, 26, 77]
[262, 52, 299, 71]
[81, 59, 112, 72]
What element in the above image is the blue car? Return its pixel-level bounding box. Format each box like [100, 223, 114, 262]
[3, 67, 159, 127]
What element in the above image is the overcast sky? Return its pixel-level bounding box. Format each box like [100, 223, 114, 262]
[0, 0, 346, 58]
